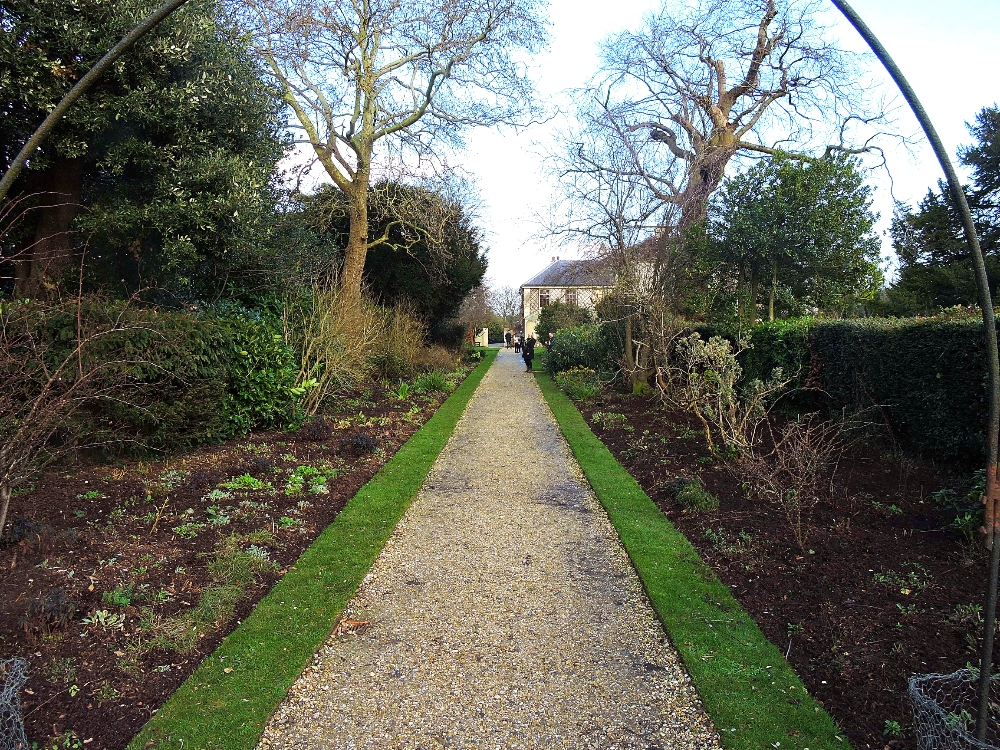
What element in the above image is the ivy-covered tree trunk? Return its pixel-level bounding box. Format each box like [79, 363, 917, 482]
[14, 158, 84, 298]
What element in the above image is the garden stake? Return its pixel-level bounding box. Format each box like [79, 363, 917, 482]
[831, 2, 1000, 739]
[0, 0, 191, 205]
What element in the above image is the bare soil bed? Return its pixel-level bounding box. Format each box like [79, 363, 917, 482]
[575, 388, 986, 750]
[0, 368, 474, 749]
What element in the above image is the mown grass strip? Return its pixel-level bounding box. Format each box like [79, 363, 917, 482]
[129, 348, 498, 750]
[535, 371, 851, 750]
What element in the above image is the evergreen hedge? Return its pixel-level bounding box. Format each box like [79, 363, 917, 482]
[744, 316, 990, 465]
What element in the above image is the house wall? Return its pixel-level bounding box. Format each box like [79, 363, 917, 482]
[521, 286, 609, 338]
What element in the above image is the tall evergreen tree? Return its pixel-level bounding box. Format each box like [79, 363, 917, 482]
[0, 0, 287, 301]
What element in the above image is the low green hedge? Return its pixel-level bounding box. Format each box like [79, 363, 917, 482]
[812, 317, 989, 464]
[545, 320, 623, 377]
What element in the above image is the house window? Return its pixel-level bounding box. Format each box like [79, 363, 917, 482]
[565, 288, 578, 306]
[539, 289, 550, 307]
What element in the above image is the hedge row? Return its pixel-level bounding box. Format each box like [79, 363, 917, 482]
[744, 317, 990, 465]
[545, 320, 624, 378]
[547, 313, 991, 466]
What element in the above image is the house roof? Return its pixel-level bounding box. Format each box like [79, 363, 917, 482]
[521, 259, 615, 288]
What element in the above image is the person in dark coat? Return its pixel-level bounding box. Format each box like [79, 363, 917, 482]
[505, 331, 512, 349]
[522, 334, 536, 372]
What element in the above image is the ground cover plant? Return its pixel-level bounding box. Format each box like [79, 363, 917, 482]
[564, 381, 988, 750]
[0, 357, 482, 749]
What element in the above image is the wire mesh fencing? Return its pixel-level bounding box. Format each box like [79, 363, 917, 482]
[0, 658, 27, 750]
[910, 669, 1000, 750]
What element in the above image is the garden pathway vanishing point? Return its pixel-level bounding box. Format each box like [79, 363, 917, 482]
[257, 349, 721, 750]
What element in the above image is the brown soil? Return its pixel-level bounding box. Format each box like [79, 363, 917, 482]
[577, 389, 987, 750]
[0, 370, 474, 749]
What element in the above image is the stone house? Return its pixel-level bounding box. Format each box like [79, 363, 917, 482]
[520, 258, 616, 338]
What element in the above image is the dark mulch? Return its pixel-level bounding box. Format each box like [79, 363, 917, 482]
[0, 377, 470, 749]
[577, 388, 987, 750]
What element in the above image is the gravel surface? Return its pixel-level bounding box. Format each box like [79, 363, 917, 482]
[258, 349, 721, 749]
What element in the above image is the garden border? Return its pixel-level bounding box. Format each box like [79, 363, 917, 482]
[534, 369, 852, 750]
[128, 348, 498, 750]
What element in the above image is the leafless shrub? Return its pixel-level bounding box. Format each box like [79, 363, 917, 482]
[656, 332, 790, 454]
[284, 283, 432, 417]
[736, 414, 847, 553]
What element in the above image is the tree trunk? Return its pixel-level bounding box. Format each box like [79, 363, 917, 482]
[768, 262, 777, 322]
[678, 136, 738, 232]
[14, 158, 84, 298]
[625, 313, 635, 372]
[338, 153, 371, 305]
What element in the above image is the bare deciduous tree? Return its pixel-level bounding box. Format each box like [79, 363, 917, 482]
[488, 284, 521, 330]
[238, 0, 547, 304]
[593, 0, 897, 231]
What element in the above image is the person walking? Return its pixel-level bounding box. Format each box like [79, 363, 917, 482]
[513, 335, 521, 354]
[522, 334, 536, 373]
[505, 331, 512, 349]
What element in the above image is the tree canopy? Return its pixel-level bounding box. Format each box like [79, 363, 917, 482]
[238, 0, 547, 303]
[705, 153, 882, 322]
[298, 181, 488, 339]
[883, 105, 1000, 315]
[0, 0, 287, 301]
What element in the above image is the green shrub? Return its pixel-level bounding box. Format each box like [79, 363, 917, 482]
[412, 371, 449, 393]
[554, 366, 602, 401]
[535, 301, 595, 342]
[546, 322, 623, 377]
[213, 305, 301, 437]
[32, 301, 235, 450]
[742, 318, 814, 391]
[674, 477, 719, 512]
[21, 299, 303, 451]
[732, 315, 990, 466]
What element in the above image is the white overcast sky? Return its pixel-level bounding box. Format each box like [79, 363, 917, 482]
[456, 0, 1000, 290]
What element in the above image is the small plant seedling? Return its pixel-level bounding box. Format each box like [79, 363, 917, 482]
[883, 719, 903, 737]
[393, 381, 411, 400]
[43, 657, 77, 685]
[220, 474, 274, 492]
[172, 522, 207, 539]
[93, 682, 121, 703]
[81, 609, 125, 631]
[76, 490, 104, 500]
[675, 478, 719, 513]
[102, 585, 133, 608]
[205, 506, 233, 525]
[278, 516, 303, 530]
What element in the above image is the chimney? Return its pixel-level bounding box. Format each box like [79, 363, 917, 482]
[551, 255, 559, 262]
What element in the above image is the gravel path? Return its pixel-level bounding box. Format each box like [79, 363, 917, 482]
[258, 349, 721, 750]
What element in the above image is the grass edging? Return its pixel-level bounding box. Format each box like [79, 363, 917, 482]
[128, 348, 498, 750]
[535, 371, 851, 750]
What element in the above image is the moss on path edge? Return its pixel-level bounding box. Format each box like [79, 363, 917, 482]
[534, 371, 851, 750]
[129, 349, 498, 750]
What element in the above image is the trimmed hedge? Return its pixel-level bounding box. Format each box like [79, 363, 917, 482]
[744, 316, 990, 465]
[811, 318, 989, 464]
